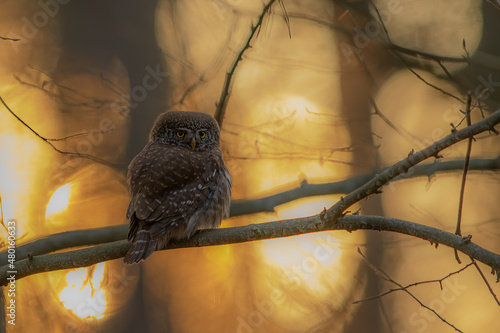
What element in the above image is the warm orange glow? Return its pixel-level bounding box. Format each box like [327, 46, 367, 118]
[262, 196, 342, 292]
[260, 96, 319, 124]
[284, 96, 312, 119]
[45, 184, 72, 218]
[275, 195, 339, 219]
[59, 263, 107, 319]
[0, 133, 40, 223]
[261, 234, 341, 293]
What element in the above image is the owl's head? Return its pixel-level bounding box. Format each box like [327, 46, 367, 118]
[149, 111, 221, 151]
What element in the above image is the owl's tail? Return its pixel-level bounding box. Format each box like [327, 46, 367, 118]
[124, 217, 158, 264]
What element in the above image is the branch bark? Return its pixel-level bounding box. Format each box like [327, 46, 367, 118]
[1, 215, 499, 286]
[0, 225, 126, 263]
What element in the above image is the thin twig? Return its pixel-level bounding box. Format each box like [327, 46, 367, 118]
[163, 14, 239, 108]
[407, 68, 465, 104]
[45, 128, 115, 141]
[277, 0, 291, 38]
[368, 0, 390, 42]
[472, 260, 500, 305]
[214, 0, 278, 127]
[0, 36, 20, 42]
[437, 60, 456, 81]
[338, 11, 429, 148]
[14, 75, 118, 109]
[390, 44, 466, 63]
[368, 2, 467, 104]
[357, 248, 463, 332]
[368, 95, 424, 146]
[454, 92, 473, 264]
[353, 261, 476, 304]
[0, 95, 114, 166]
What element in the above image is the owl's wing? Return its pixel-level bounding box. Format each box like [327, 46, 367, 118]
[127, 141, 218, 226]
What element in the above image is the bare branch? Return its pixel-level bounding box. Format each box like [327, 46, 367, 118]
[1, 215, 500, 287]
[454, 92, 473, 263]
[368, 1, 467, 103]
[407, 68, 465, 104]
[369, 94, 424, 146]
[0, 36, 20, 42]
[357, 248, 463, 332]
[472, 261, 500, 306]
[1, 156, 499, 263]
[214, 0, 278, 127]
[45, 128, 115, 142]
[390, 44, 466, 63]
[353, 261, 476, 304]
[0, 95, 115, 166]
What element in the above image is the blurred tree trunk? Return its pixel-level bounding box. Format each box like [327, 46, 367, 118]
[333, 2, 399, 332]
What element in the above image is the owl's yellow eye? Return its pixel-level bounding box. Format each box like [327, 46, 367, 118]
[200, 131, 206, 139]
[176, 131, 185, 138]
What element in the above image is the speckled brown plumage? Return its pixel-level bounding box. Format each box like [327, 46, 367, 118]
[124, 111, 232, 264]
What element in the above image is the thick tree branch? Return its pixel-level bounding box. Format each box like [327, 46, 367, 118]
[1, 215, 500, 285]
[3, 157, 499, 264]
[353, 261, 476, 304]
[0, 225, 126, 263]
[1, 108, 498, 285]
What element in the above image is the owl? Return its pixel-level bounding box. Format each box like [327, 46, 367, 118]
[124, 111, 232, 264]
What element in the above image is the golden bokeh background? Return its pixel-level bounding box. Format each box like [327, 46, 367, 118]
[0, 0, 499, 332]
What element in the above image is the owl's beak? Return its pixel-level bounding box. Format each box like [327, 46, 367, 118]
[190, 137, 196, 149]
